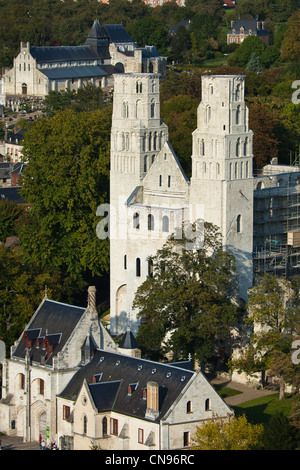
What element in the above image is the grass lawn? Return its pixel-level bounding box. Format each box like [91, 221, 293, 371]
[213, 384, 242, 398]
[233, 393, 294, 425]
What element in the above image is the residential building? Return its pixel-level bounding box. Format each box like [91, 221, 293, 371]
[0, 285, 232, 449]
[227, 19, 269, 45]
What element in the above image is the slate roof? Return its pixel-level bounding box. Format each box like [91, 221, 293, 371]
[58, 349, 195, 422]
[41, 65, 108, 80]
[30, 21, 135, 66]
[228, 18, 269, 36]
[13, 298, 86, 366]
[31, 45, 102, 64]
[0, 186, 25, 204]
[104, 24, 136, 45]
[119, 329, 139, 350]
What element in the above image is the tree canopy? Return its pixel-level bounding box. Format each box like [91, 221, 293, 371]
[19, 106, 112, 290]
[133, 222, 238, 365]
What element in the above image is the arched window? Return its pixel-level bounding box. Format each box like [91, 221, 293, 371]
[102, 417, 107, 436]
[237, 214, 241, 233]
[244, 137, 248, 156]
[168, 175, 171, 188]
[236, 138, 240, 157]
[205, 106, 211, 123]
[150, 100, 155, 118]
[235, 84, 241, 101]
[205, 398, 210, 411]
[200, 139, 205, 156]
[236, 105, 240, 124]
[136, 258, 141, 277]
[162, 215, 169, 232]
[133, 212, 140, 229]
[83, 415, 87, 434]
[144, 155, 148, 172]
[148, 214, 154, 231]
[187, 401, 192, 413]
[39, 379, 45, 395]
[122, 101, 128, 118]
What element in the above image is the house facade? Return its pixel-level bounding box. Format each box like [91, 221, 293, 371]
[56, 349, 232, 450]
[0, 285, 232, 449]
[227, 19, 269, 45]
[0, 286, 118, 444]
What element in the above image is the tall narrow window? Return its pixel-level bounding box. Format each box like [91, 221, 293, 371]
[244, 137, 248, 156]
[236, 138, 240, 157]
[205, 398, 210, 411]
[162, 215, 169, 233]
[39, 379, 45, 395]
[159, 175, 162, 187]
[124, 255, 127, 270]
[138, 428, 144, 444]
[148, 258, 154, 277]
[102, 417, 107, 436]
[236, 105, 240, 124]
[83, 415, 87, 434]
[183, 432, 190, 447]
[110, 418, 118, 436]
[187, 401, 192, 413]
[148, 214, 154, 231]
[133, 212, 140, 229]
[150, 100, 155, 118]
[168, 175, 171, 187]
[136, 258, 141, 277]
[237, 214, 242, 233]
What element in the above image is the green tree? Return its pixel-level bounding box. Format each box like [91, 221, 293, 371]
[192, 414, 264, 450]
[230, 274, 299, 394]
[133, 222, 238, 364]
[161, 94, 197, 177]
[246, 52, 262, 73]
[0, 199, 25, 242]
[18, 106, 112, 288]
[230, 35, 265, 68]
[0, 245, 65, 349]
[280, 9, 300, 61]
[263, 412, 300, 450]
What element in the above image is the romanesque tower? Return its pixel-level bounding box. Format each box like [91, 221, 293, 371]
[190, 75, 254, 302]
[110, 73, 169, 335]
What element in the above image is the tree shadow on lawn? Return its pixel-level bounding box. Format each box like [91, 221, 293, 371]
[232, 394, 293, 425]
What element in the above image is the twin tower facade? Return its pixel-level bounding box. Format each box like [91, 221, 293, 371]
[109, 73, 254, 335]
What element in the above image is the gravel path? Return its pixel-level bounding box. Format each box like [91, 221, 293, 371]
[211, 376, 276, 406]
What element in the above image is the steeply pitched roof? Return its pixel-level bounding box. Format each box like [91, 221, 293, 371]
[119, 329, 139, 350]
[59, 349, 195, 422]
[0, 186, 25, 204]
[228, 18, 269, 36]
[104, 24, 136, 45]
[13, 299, 86, 366]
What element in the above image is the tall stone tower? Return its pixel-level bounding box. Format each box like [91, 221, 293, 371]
[109, 73, 169, 335]
[190, 75, 254, 302]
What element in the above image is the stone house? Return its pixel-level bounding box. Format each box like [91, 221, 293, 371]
[0, 286, 117, 444]
[0, 285, 232, 449]
[57, 349, 232, 450]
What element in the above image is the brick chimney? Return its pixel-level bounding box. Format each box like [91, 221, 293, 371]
[145, 381, 159, 420]
[88, 286, 97, 320]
